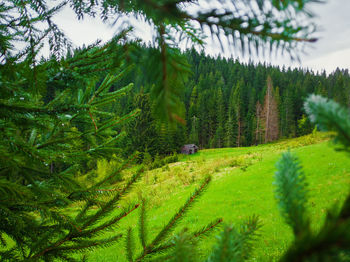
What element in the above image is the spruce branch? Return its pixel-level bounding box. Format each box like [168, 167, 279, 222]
[207, 216, 261, 262]
[136, 176, 212, 261]
[0, 10, 141, 261]
[167, 230, 198, 262]
[150, 176, 211, 247]
[238, 215, 262, 259]
[76, 204, 140, 238]
[87, 67, 134, 104]
[304, 94, 350, 151]
[81, 167, 143, 230]
[125, 227, 135, 262]
[151, 218, 224, 261]
[53, 234, 123, 254]
[274, 151, 309, 236]
[280, 195, 350, 262]
[191, 218, 223, 239]
[0, 247, 19, 261]
[88, 110, 98, 132]
[96, 109, 141, 133]
[90, 152, 141, 189]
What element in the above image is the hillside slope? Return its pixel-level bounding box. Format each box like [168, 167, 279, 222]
[89, 134, 350, 261]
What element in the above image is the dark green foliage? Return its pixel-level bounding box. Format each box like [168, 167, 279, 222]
[0, 34, 150, 260]
[1, 2, 148, 259]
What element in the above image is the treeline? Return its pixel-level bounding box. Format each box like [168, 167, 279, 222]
[112, 48, 350, 156]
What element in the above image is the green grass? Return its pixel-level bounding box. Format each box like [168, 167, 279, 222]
[87, 134, 350, 261]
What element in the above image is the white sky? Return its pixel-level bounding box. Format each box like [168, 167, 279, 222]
[52, 0, 350, 74]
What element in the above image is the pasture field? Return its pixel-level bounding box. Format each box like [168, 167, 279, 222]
[87, 133, 350, 261]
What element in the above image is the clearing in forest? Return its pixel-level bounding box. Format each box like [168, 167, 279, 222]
[89, 133, 350, 261]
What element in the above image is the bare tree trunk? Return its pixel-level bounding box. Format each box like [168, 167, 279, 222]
[256, 101, 262, 145]
[263, 76, 279, 143]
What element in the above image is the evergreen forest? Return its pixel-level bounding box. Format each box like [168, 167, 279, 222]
[114, 49, 350, 156]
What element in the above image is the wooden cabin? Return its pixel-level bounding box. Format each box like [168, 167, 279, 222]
[181, 144, 199, 155]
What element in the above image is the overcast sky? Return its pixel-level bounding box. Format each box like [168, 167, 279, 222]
[53, 0, 350, 74]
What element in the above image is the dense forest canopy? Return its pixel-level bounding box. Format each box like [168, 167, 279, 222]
[114, 48, 350, 156]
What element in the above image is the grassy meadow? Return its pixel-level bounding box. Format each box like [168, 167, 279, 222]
[87, 133, 350, 261]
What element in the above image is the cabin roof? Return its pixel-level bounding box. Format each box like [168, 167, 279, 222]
[182, 144, 198, 148]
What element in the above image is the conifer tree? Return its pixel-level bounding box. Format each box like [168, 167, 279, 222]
[124, 89, 158, 156]
[245, 86, 257, 146]
[198, 92, 209, 147]
[225, 101, 235, 148]
[189, 86, 199, 145]
[233, 79, 244, 147]
[0, 35, 144, 261]
[255, 101, 263, 145]
[281, 88, 296, 138]
[315, 80, 328, 97]
[214, 87, 225, 148]
[190, 115, 199, 145]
